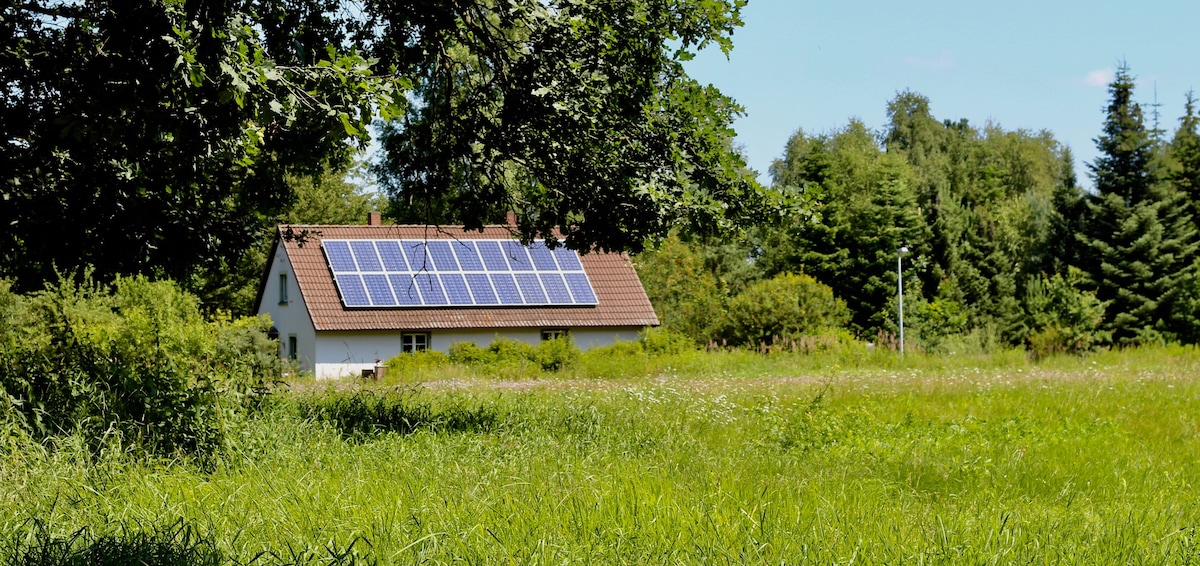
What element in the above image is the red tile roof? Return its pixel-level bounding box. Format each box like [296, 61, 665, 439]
[274, 224, 659, 331]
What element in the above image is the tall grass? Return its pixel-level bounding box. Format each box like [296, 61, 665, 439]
[3, 346, 1200, 563]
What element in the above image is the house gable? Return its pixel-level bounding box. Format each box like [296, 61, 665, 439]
[255, 238, 317, 368]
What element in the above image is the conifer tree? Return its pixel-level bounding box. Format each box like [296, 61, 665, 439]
[1080, 65, 1198, 344]
[1165, 93, 1200, 341]
[763, 122, 928, 334]
[1170, 93, 1200, 229]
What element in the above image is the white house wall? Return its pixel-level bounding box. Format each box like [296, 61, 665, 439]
[315, 332, 405, 379]
[257, 244, 317, 373]
[567, 329, 641, 349]
[313, 327, 644, 379]
[429, 329, 540, 352]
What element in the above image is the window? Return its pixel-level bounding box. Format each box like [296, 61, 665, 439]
[402, 333, 429, 353]
[541, 329, 569, 341]
[288, 335, 298, 360]
[278, 273, 289, 304]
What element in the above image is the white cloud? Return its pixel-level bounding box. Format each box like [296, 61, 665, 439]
[902, 51, 955, 70]
[1085, 68, 1115, 87]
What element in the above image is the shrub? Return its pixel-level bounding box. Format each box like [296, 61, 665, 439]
[487, 337, 540, 365]
[1023, 269, 1110, 358]
[716, 273, 851, 348]
[385, 349, 451, 377]
[447, 342, 491, 365]
[0, 274, 281, 457]
[447, 338, 545, 375]
[537, 336, 579, 371]
[639, 327, 694, 355]
[911, 296, 970, 353]
[586, 340, 645, 358]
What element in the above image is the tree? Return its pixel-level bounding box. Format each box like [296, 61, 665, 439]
[882, 92, 1080, 344]
[1169, 92, 1200, 231]
[766, 106, 1076, 346]
[1, 0, 768, 297]
[372, 0, 775, 253]
[190, 164, 388, 314]
[760, 122, 928, 335]
[282, 164, 387, 226]
[1079, 64, 1198, 344]
[632, 234, 725, 344]
[1042, 146, 1088, 275]
[1163, 92, 1200, 341]
[0, 0, 400, 293]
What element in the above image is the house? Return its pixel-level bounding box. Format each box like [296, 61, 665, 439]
[254, 213, 659, 378]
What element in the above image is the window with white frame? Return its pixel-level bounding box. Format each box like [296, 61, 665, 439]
[401, 333, 429, 353]
[288, 335, 298, 360]
[278, 273, 289, 304]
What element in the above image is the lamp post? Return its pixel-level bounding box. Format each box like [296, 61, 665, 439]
[898, 246, 909, 356]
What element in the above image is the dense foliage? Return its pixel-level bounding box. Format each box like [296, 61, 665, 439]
[1, 0, 772, 302]
[0, 0, 395, 294]
[370, 0, 780, 253]
[1079, 66, 1200, 345]
[0, 276, 280, 457]
[637, 65, 1200, 353]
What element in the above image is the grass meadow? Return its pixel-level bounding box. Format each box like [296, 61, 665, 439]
[3, 346, 1200, 564]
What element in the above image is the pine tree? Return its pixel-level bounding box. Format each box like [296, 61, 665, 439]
[1080, 65, 1198, 344]
[762, 121, 928, 335]
[1165, 92, 1200, 341]
[1170, 93, 1200, 228]
[1040, 147, 1088, 275]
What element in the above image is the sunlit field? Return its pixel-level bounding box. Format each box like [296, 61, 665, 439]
[4, 347, 1200, 564]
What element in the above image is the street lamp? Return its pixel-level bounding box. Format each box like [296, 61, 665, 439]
[898, 246, 909, 356]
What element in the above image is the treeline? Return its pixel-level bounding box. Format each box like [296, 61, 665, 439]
[638, 65, 1200, 355]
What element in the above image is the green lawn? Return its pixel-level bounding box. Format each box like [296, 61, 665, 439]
[4, 347, 1200, 564]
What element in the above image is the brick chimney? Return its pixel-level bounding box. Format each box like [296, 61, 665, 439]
[367, 211, 382, 226]
[505, 211, 517, 227]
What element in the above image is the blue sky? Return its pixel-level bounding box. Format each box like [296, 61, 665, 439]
[683, 0, 1200, 188]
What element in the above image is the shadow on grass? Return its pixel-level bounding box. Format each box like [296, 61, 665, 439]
[3, 520, 219, 566]
[4, 519, 380, 566]
[294, 388, 501, 439]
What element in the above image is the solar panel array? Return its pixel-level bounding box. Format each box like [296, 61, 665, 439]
[322, 239, 599, 308]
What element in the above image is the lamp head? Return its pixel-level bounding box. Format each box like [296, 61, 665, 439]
[899, 246, 909, 255]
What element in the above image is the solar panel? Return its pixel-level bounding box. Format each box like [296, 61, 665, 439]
[322, 239, 599, 309]
[465, 273, 498, 304]
[502, 240, 534, 271]
[324, 241, 357, 273]
[427, 240, 458, 271]
[404, 241, 433, 271]
[527, 241, 557, 271]
[335, 274, 370, 306]
[377, 241, 408, 272]
[453, 241, 485, 271]
[440, 273, 473, 305]
[476, 241, 509, 271]
[363, 274, 394, 306]
[414, 273, 447, 305]
[564, 273, 597, 304]
[350, 241, 382, 272]
[552, 246, 583, 271]
[390, 275, 423, 305]
[491, 273, 523, 305]
[541, 273, 572, 304]
[514, 273, 546, 303]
